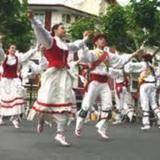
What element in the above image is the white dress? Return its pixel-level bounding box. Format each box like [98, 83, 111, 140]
[0, 48, 36, 116]
[27, 18, 87, 121]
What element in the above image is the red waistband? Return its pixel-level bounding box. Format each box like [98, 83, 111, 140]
[2, 75, 18, 78]
[90, 73, 108, 83]
[115, 81, 126, 86]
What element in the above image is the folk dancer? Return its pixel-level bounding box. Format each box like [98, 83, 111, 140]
[27, 11, 90, 146]
[109, 68, 135, 124]
[75, 33, 143, 139]
[125, 54, 160, 130]
[0, 44, 36, 128]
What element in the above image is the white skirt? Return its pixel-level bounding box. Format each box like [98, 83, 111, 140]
[27, 67, 77, 121]
[0, 77, 26, 116]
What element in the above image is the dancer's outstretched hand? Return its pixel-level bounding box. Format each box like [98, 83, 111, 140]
[132, 48, 145, 59]
[83, 31, 94, 39]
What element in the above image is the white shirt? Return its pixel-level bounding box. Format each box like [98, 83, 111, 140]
[109, 68, 125, 83]
[0, 48, 37, 74]
[125, 61, 156, 82]
[78, 46, 132, 76]
[31, 17, 88, 51]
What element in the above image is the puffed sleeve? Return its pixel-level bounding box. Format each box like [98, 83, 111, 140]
[25, 57, 48, 75]
[108, 52, 132, 69]
[67, 37, 88, 52]
[31, 18, 53, 49]
[108, 68, 123, 79]
[16, 47, 37, 63]
[78, 46, 94, 63]
[124, 61, 146, 73]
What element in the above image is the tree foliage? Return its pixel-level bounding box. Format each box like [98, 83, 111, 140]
[129, 0, 160, 48]
[0, 0, 34, 52]
[100, 5, 133, 52]
[69, 0, 160, 53]
[69, 17, 97, 40]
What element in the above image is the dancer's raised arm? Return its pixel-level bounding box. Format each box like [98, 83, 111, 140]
[17, 46, 37, 63]
[68, 31, 92, 52]
[28, 11, 52, 49]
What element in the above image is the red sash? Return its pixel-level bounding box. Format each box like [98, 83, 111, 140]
[83, 51, 109, 92]
[115, 81, 128, 98]
[83, 51, 109, 76]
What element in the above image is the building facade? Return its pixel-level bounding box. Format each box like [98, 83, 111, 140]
[65, 0, 117, 16]
[28, 1, 95, 31]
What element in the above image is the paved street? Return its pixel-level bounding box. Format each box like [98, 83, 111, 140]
[0, 120, 160, 160]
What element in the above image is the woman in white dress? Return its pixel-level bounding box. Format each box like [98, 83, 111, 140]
[0, 44, 36, 128]
[27, 11, 89, 146]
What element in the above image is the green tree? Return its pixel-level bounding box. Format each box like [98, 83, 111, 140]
[69, 0, 160, 53]
[102, 0, 160, 52]
[100, 5, 134, 52]
[130, 0, 160, 47]
[0, 0, 34, 52]
[69, 17, 97, 40]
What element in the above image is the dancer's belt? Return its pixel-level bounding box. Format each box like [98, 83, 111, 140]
[83, 73, 109, 92]
[90, 73, 108, 83]
[143, 80, 156, 83]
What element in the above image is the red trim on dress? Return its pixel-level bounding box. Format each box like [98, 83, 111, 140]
[36, 101, 73, 107]
[1, 97, 24, 103]
[1, 102, 25, 108]
[32, 106, 74, 114]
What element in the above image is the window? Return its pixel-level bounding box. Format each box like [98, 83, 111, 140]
[74, 16, 81, 21]
[34, 12, 45, 26]
[62, 14, 71, 24]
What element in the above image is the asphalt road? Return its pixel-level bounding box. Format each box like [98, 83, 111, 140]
[0, 120, 160, 160]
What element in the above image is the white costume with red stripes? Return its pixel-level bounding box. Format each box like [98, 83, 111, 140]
[0, 48, 36, 123]
[27, 17, 88, 145]
[0, 55, 25, 116]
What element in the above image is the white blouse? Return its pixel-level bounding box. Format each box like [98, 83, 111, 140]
[109, 68, 125, 83]
[125, 61, 156, 82]
[31, 17, 88, 51]
[0, 48, 37, 74]
[78, 46, 132, 75]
